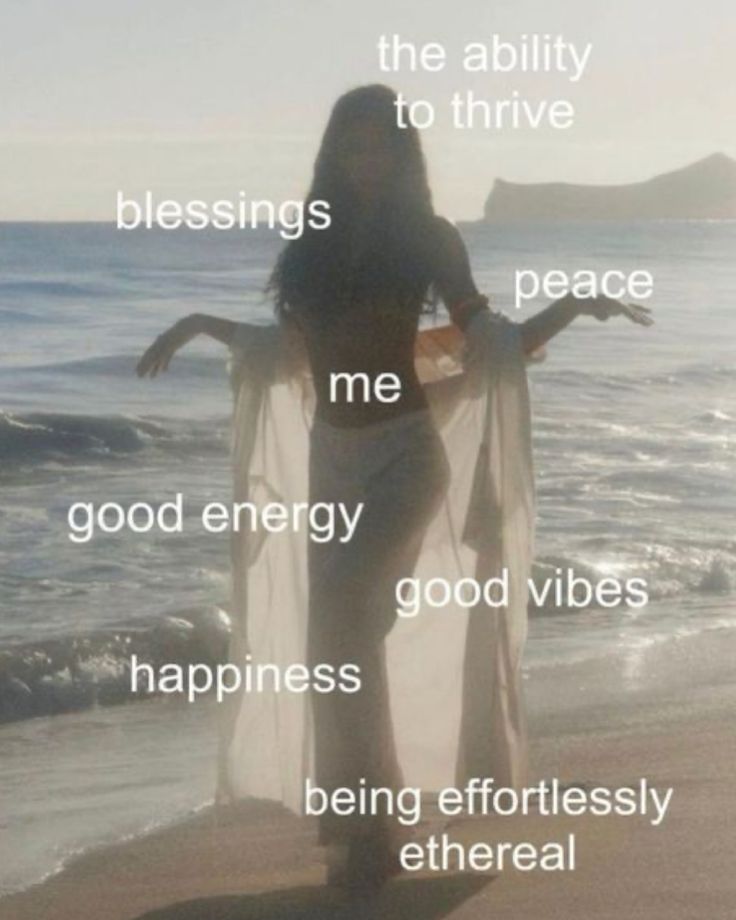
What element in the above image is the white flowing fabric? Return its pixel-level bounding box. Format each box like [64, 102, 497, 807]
[217, 308, 535, 811]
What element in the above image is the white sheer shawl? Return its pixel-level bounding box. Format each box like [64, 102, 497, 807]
[217, 309, 535, 810]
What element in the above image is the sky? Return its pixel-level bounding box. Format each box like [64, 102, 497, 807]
[1, 0, 734, 220]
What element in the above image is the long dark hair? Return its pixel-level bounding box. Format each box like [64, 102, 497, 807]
[268, 84, 440, 320]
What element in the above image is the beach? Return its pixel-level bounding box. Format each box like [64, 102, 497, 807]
[1, 220, 734, 912]
[2, 626, 733, 920]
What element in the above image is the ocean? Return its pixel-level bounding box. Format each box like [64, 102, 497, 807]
[1, 220, 734, 893]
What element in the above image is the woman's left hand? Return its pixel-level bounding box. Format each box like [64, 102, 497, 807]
[576, 295, 654, 326]
[136, 314, 203, 378]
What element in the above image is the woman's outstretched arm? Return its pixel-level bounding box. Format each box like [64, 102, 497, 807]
[519, 294, 653, 354]
[432, 219, 653, 353]
[136, 313, 251, 378]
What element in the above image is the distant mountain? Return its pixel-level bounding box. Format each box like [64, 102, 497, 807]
[483, 153, 736, 220]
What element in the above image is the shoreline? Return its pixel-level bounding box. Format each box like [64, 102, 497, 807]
[2, 627, 735, 919]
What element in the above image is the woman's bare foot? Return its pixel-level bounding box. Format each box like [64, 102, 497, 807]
[325, 843, 350, 888]
[342, 834, 403, 896]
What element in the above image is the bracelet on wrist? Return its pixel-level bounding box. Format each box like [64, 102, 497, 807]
[451, 294, 490, 329]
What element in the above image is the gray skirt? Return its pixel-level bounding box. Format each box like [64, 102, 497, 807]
[307, 407, 450, 845]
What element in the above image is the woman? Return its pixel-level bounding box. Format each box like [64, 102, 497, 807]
[137, 84, 651, 894]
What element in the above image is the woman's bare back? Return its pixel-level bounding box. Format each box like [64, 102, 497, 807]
[294, 297, 429, 427]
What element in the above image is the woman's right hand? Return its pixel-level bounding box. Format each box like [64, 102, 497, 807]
[136, 313, 203, 378]
[575, 295, 654, 326]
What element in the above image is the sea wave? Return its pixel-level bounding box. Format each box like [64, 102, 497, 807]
[0, 607, 230, 724]
[0, 410, 225, 467]
[529, 551, 733, 615]
[1, 550, 731, 725]
[4, 352, 226, 379]
[0, 278, 119, 299]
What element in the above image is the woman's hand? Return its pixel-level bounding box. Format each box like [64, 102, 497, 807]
[574, 295, 654, 327]
[520, 293, 653, 355]
[136, 313, 203, 378]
